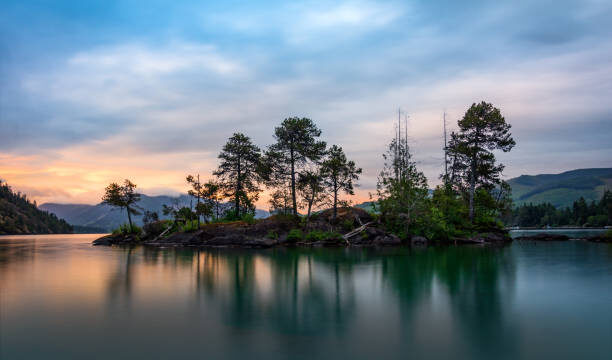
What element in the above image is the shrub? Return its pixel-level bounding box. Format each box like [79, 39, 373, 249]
[341, 219, 354, 232]
[286, 229, 304, 242]
[112, 223, 142, 236]
[305, 230, 343, 242]
[241, 213, 256, 225]
[180, 219, 200, 232]
[143, 220, 172, 237]
[266, 230, 279, 239]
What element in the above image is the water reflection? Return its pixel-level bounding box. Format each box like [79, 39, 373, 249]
[101, 244, 517, 349]
[2, 235, 611, 360]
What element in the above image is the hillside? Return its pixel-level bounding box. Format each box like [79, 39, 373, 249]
[0, 181, 73, 235]
[507, 168, 612, 208]
[40, 194, 270, 232]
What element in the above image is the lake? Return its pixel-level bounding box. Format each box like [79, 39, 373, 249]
[1, 234, 611, 360]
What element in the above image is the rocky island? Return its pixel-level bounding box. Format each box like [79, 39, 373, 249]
[92, 207, 513, 248]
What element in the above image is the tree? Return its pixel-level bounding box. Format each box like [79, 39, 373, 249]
[375, 136, 429, 237]
[142, 210, 159, 225]
[268, 188, 293, 215]
[268, 117, 327, 216]
[297, 168, 328, 226]
[447, 102, 515, 222]
[202, 180, 223, 221]
[213, 133, 263, 218]
[101, 179, 141, 228]
[320, 145, 362, 220]
[186, 174, 206, 227]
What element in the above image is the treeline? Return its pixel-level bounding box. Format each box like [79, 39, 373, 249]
[374, 101, 515, 240]
[103, 117, 361, 233]
[0, 180, 73, 234]
[104, 101, 517, 241]
[510, 191, 612, 227]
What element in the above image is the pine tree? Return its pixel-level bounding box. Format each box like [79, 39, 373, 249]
[447, 102, 515, 222]
[213, 133, 262, 218]
[101, 179, 141, 228]
[267, 117, 326, 216]
[320, 145, 362, 220]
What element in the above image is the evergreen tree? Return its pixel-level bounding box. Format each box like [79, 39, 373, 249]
[320, 145, 362, 220]
[447, 102, 515, 222]
[268, 117, 326, 216]
[297, 168, 328, 226]
[202, 180, 223, 220]
[213, 133, 262, 217]
[375, 136, 429, 238]
[101, 179, 141, 228]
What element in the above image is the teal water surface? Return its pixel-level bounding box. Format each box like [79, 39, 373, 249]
[1, 234, 611, 359]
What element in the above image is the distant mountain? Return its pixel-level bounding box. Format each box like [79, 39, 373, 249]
[40, 194, 270, 232]
[507, 168, 612, 208]
[0, 181, 73, 235]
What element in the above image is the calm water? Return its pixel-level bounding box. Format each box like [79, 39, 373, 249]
[1, 235, 611, 360]
[510, 228, 609, 238]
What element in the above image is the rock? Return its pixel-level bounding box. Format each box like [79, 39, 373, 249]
[92, 235, 114, 246]
[585, 234, 612, 243]
[515, 233, 569, 241]
[411, 236, 428, 245]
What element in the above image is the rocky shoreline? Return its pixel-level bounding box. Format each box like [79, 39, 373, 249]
[93, 207, 513, 248]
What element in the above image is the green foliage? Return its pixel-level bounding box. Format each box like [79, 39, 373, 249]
[511, 190, 612, 227]
[509, 168, 612, 208]
[180, 219, 200, 232]
[286, 228, 304, 242]
[214, 132, 262, 217]
[266, 117, 327, 215]
[341, 219, 354, 232]
[320, 145, 362, 220]
[266, 230, 279, 239]
[375, 135, 430, 239]
[101, 179, 141, 228]
[112, 223, 142, 236]
[446, 101, 515, 221]
[143, 220, 172, 237]
[241, 213, 256, 224]
[305, 230, 343, 242]
[0, 180, 73, 235]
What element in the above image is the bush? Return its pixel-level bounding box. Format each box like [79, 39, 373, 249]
[585, 215, 608, 227]
[241, 213, 256, 225]
[143, 220, 172, 237]
[112, 223, 142, 236]
[286, 229, 304, 243]
[341, 219, 354, 232]
[305, 230, 343, 242]
[180, 219, 200, 232]
[266, 230, 279, 239]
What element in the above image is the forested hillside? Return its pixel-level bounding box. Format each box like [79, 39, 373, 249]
[0, 181, 73, 234]
[507, 168, 612, 208]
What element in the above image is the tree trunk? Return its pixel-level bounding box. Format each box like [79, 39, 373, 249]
[306, 191, 314, 229]
[290, 148, 297, 216]
[333, 178, 338, 221]
[126, 206, 133, 228]
[236, 159, 241, 218]
[469, 155, 476, 223]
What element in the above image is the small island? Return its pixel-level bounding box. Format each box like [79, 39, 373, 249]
[93, 102, 526, 247]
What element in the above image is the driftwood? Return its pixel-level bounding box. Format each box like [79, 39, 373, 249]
[343, 221, 373, 244]
[152, 225, 173, 242]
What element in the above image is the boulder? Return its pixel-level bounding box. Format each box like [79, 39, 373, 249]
[410, 236, 428, 246]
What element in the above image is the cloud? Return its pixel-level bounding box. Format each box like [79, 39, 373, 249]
[1, 0, 612, 206]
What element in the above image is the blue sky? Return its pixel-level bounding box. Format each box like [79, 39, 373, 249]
[1, 0, 611, 204]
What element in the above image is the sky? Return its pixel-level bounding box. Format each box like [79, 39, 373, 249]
[1, 0, 611, 207]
